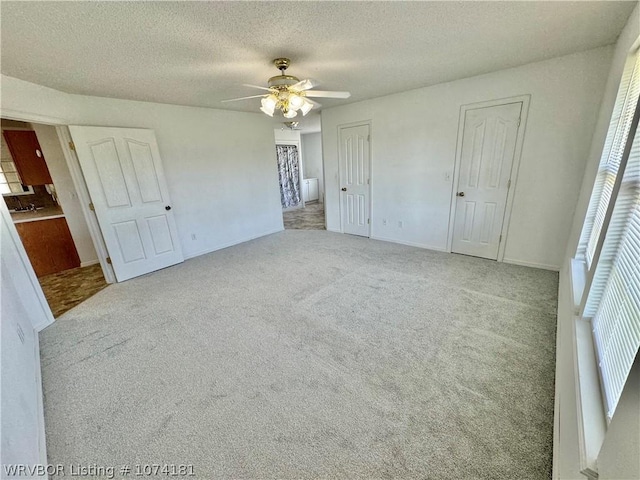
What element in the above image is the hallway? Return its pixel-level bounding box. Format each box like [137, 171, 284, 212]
[283, 202, 325, 230]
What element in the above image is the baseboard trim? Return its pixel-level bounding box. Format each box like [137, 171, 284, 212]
[33, 318, 54, 332]
[502, 257, 560, 271]
[370, 235, 447, 252]
[80, 259, 100, 268]
[183, 227, 285, 260]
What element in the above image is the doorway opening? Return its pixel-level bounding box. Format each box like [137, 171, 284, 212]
[275, 125, 326, 230]
[1, 118, 107, 317]
[276, 144, 303, 210]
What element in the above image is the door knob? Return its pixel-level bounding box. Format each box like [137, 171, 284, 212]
[456, 192, 465, 197]
[341, 187, 347, 192]
[165, 205, 172, 210]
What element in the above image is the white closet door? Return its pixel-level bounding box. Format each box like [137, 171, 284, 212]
[69, 126, 183, 281]
[339, 124, 370, 237]
[452, 102, 522, 259]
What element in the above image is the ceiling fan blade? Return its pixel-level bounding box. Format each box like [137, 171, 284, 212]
[305, 90, 351, 99]
[243, 84, 273, 92]
[291, 79, 317, 91]
[221, 94, 266, 103]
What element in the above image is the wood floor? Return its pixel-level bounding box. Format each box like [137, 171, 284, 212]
[283, 202, 325, 230]
[39, 264, 108, 317]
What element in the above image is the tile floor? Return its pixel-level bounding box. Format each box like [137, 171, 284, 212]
[39, 264, 108, 318]
[283, 202, 325, 230]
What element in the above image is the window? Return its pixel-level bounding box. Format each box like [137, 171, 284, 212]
[578, 53, 640, 268]
[586, 127, 640, 420]
[578, 48, 640, 420]
[0, 133, 32, 195]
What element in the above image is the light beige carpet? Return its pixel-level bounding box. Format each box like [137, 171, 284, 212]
[40, 230, 557, 479]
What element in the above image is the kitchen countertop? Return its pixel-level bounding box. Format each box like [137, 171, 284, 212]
[10, 206, 65, 224]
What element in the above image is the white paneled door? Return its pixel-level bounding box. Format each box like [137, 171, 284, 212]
[452, 102, 522, 259]
[339, 124, 370, 237]
[69, 127, 183, 281]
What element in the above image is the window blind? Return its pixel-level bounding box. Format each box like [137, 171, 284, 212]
[579, 53, 640, 267]
[587, 118, 640, 420]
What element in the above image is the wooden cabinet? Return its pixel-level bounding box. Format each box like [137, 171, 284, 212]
[302, 178, 319, 203]
[15, 217, 80, 277]
[3, 130, 53, 185]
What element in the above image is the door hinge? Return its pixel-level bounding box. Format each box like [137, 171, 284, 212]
[367, 218, 370, 224]
[507, 179, 511, 189]
[517, 117, 521, 128]
[367, 135, 370, 142]
[89, 202, 95, 211]
[106, 256, 112, 265]
[499, 234, 503, 243]
[68, 141, 76, 151]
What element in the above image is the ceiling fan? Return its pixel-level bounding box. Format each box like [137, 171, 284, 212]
[282, 121, 301, 131]
[222, 58, 350, 118]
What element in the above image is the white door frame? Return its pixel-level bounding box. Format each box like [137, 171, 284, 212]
[0, 109, 116, 295]
[0, 200, 54, 331]
[446, 95, 530, 261]
[276, 140, 305, 211]
[56, 126, 116, 283]
[337, 120, 372, 236]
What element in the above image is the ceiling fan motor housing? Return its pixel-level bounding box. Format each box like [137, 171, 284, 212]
[268, 58, 302, 90]
[268, 75, 300, 90]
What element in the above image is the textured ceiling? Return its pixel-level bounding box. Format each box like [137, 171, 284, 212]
[1, 1, 636, 132]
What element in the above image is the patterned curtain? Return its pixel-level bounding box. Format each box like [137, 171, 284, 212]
[276, 145, 301, 208]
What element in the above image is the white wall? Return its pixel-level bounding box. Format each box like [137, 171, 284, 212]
[274, 129, 301, 144]
[302, 132, 324, 202]
[596, 357, 640, 479]
[31, 123, 99, 266]
[554, 5, 640, 480]
[321, 46, 613, 270]
[1, 77, 76, 123]
[1, 203, 51, 468]
[1, 75, 285, 260]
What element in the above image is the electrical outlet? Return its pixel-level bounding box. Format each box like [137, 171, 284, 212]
[398, 221, 403, 228]
[382, 219, 387, 226]
[191, 234, 197, 241]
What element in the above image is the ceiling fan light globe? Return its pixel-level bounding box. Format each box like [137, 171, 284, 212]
[283, 109, 298, 119]
[262, 95, 278, 110]
[300, 100, 313, 116]
[289, 94, 304, 109]
[260, 106, 275, 117]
